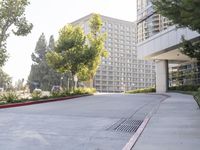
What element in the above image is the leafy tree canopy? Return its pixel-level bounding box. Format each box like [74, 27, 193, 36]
[152, 0, 200, 33]
[0, 0, 33, 67]
[46, 25, 87, 87]
[46, 14, 108, 89]
[46, 25, 86, 75]
[78, 14, 108, 81]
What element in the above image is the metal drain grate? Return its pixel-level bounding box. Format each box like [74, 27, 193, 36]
[123, 119, 143, 126]
[115, 125, 139, 133]
[107, 119, 143, 133]
[107, 118, 126, 130]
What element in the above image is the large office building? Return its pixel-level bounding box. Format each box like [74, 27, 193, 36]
[72, 14, 155, 92]
[136, 0, 200, 92]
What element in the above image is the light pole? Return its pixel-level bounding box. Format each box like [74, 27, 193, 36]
[74, 75, 78, 88]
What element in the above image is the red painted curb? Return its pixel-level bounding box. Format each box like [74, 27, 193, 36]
[0, 94, 92, 109]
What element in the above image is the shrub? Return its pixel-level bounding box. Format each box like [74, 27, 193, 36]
[51, 91, 61, 97]
[31, 89, 42, 99]
[0, 92, 19, 103]
[126, 87, 156, 94]
[50, 89, 71, 97]
[169, 85, 199, 91]
[0, 101, 7, 105]
[40, 95, 49, 99]
[73, 87, 96, 95]
[60, 89, 71, 96]
[50, 86, 64, 97]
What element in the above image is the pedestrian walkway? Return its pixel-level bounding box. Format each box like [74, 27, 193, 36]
[132, 93, 200, 150]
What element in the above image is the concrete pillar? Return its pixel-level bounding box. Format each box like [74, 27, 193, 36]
[155, 60, 168, 93]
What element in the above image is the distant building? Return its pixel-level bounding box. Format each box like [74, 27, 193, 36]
[137, 0, 172, 43]
[72, 14, 155, 92]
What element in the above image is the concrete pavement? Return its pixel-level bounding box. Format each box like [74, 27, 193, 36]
[132, 93, 200, 150]
[1, 93, 198, 150]
[0, 93, 165, 150]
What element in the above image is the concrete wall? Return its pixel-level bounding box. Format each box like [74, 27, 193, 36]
[137, 26, 199, 59]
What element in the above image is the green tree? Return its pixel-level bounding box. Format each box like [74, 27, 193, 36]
[48, 35, 55, 51]
[46, 25, 87, 89]
[152, 0, 200, 60]
[0, 0, 33, 66]
[46, 14, 108, 89]
[181, 37, 200, 61]
[0, 68, 11, 89]
[78, 14, 108, 84]
[29, 33, 48, 90]
[31, 33, 47, 64]
[29, 34, 67, 91]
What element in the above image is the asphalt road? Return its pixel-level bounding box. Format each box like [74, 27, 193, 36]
[0, 93, 165, 150]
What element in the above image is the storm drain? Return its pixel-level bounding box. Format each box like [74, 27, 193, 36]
[107, 119, 143, 133]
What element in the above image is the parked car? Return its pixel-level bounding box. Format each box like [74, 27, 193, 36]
[51, 86, 62, 93]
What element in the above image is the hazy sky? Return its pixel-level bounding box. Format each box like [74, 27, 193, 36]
[3, 0, 137, 82]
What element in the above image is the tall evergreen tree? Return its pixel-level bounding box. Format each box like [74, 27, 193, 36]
[31, 33, 47, 64]
[28, 34, 68, 91]
[48, 35, 55, 51]
[29, 33, 48, 91]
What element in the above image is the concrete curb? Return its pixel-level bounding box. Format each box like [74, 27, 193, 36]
[122, 94, 169, 150]
[0, 94, 92, 109]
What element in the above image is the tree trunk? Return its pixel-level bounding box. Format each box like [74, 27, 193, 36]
[89, 78, 94, 88]
[71, 74, 78, 91]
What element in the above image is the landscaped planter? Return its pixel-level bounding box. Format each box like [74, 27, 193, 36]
[0, 94, 92, 109]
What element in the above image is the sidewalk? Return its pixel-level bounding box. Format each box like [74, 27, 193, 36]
[132, 93, 200, 150]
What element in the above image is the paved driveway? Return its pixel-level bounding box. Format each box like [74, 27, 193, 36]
[0, 93, 165, 150]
